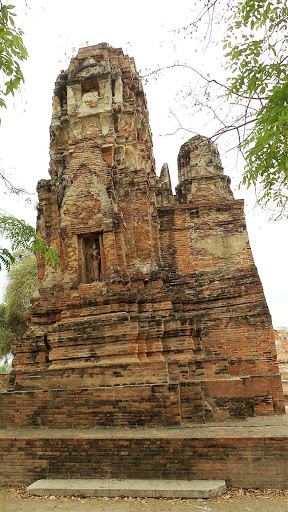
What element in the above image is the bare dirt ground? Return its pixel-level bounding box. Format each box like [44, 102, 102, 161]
[1, 487, 288, 512]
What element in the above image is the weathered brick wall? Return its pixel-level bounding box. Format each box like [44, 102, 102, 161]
[275, 329, 288, 402]
[1, 43, 284, 426]
[1, 433, 288, 488]
[0, 375, 283, 428]
[0, 385, 182, 427]
[0, 375, 9, 392]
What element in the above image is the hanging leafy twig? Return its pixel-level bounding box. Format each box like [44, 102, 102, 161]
[0, 216, 59, 270]
[0, 2, 28, 117]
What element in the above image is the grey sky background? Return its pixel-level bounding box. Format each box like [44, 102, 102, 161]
[0, 0, 287, 327]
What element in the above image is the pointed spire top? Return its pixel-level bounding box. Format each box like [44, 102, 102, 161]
[160, 163, 172, 194]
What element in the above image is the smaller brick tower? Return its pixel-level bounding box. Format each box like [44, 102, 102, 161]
[0, 44, 284, 428]
[176, 136, 234, 203]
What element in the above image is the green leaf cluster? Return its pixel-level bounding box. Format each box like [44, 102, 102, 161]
[0, 251, 37, 357]
[223, 0, 288, 208]
[0, 303, 14, 357]
[241, 80, 288, 208]
[0, 2, 28, 113]
[0, 359, 12, 373]
[0, 7, 59, 272]
[0, 215, 59, 270]
[224, 0, 288, 97]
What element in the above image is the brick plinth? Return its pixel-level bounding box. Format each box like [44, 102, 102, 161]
[1, 416, 288, 488]
[0, 375, 284, 428]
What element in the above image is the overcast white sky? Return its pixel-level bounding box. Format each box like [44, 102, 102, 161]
[0, 0, 287, 328]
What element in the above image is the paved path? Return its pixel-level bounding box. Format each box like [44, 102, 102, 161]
[1, 487, 288, 512]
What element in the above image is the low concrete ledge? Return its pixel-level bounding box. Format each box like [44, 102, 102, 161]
[27, 478, 226, 499]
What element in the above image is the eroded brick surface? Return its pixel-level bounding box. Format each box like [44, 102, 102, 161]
[1, 433, 288, 488]
[275, 329, 288, 401]
[1, 43, 284, 427]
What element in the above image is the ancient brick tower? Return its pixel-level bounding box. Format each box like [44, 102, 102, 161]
[2, 44, 285, 426]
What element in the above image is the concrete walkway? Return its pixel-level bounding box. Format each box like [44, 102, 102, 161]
[1, 487, 288, 512]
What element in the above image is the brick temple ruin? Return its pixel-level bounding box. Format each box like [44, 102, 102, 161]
[0, 43, 285, 429]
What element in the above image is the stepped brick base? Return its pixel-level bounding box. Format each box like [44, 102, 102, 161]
[0, 375, 284, 428]
[1, 413, 288, 489]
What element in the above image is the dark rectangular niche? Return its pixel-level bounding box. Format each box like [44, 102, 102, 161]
[80, 234, 103, 283]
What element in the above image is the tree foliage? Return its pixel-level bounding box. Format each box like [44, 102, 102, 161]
[0, 1, 28, 112]
[224, 0, 288, 211]
[0, 251, 37, 357]
[0, 216, 59, 270]
[0, 303, 14, 358]
[150, 0, 288, 214]
[0, 3, 59, 268]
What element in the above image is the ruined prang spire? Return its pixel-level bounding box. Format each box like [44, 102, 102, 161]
[2, 44, 283, 429]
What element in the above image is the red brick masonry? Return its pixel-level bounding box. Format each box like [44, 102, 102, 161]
[1, 414, 288, 488]
[1, 44, 285, 428]
[0, 377, 284, 428]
